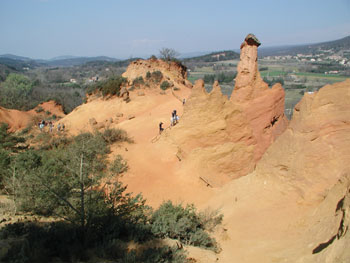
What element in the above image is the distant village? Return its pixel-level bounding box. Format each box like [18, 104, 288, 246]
[264, 48, 350, 74]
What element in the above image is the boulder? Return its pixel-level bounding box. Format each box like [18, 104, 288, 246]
[120, 86, 130, 102]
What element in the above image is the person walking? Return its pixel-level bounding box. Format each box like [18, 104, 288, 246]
[159, 122, 164, 134]
[49, 121, 53, 132]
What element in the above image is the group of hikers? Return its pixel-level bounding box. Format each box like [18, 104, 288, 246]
[158, 109, 180, 134]
[158, 98, 186, 135]
[38, 119, 65, 133]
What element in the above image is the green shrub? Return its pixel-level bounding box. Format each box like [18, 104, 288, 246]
[151, 71, 163, 83]
[45, 110, 51, 115]
[101, 128, 132, 144]
[198, 208, 223, 232]
[101, 76, 127, 97]
[132, 245, 188, 263]
[110, 154, 128, 175]
[0, 221, 188, 263]
[35, 106, 44, 113]
[132, 76, 144, 87]
[151, 201, 221, 251]
[146, 71, 151, 79]
[19, 125, 31, 135]
[160, 81, 171, 90]
[0, 123, 26, 151]
[88, 76, 127, 97]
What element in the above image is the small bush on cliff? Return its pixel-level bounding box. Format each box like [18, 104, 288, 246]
[89, 76, 127, 97]
[160, 80, 171, 90]
[151, 201, 221, 251]
[100, 128, 132, 144]
[151, 71, 163, 83]
[132, 76, 145, 88]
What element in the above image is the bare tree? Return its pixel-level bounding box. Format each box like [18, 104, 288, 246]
[159, 48, 180, 61]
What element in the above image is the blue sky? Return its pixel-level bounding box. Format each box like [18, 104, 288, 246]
[0, 0, 349, 59]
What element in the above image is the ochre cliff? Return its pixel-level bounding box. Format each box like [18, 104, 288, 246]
[122, 58, 193, 89]
[163, 34, 288, 186]
[209, 79, 350, 262]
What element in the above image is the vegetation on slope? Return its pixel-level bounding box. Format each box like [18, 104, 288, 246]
[0, 125, 222, 262]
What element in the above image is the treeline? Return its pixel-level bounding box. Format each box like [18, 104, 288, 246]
[0, 57, 137, 113]
[303, 62, 347, 74]
[263, 76, 285, 86]
[0, 73, 84, 113]
[203, 72, 237, 84]
[0, 124, 222, 262]
[184, 51, 239, 63]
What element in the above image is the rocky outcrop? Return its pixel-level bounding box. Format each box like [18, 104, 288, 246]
[164, 80, 256, 186]
[120, 86, 130, 102]
[257, 79, 350, 199]
[164, 34, 288, 186]
[122, 58, 193, 89]
[204, 79, 350, 262]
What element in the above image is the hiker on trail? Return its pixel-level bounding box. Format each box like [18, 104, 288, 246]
[171, 110, 178, 125]
[57, 123, 61, 132]
[183, 98, 186, 105]
[49, 121, 53, 132]
[159, 122, 164, 134]
[39, 122, 44, 132]
[171, 112, 174, 126]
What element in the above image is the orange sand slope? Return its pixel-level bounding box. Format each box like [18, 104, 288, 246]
[0, 100, 65, 132]
[60, 76, 350, 262]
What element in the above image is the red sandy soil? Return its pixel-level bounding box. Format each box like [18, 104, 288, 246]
[0, 100, 65, 132]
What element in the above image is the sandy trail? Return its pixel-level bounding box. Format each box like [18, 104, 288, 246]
[114, 87, 215, 207]
[62, 86, 215, 208]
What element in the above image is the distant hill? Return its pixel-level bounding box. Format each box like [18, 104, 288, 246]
[0, 54, 121, 68]
[179, 51, 212, 59]
[0, 54, 33, 61]
[183, 50, 240, 62]
[0, 57, 45, 71]
[45, 56, 120, 67]
[259, 35, 350, 57]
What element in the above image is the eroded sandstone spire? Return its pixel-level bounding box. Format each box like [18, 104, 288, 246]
[232, 33, 268, 102]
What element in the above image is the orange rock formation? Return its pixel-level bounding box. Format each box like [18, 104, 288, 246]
[164, 34, 288, 186]
[211, 79, 350, 262]
[122, 58, 193, 89]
